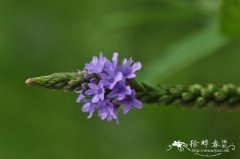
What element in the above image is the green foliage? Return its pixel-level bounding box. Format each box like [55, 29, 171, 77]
[221, 0, 240, 35]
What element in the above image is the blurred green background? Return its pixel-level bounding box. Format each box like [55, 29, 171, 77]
[1, 0, 240, 158]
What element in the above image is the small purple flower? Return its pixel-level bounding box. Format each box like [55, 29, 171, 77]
[118, 58, 142, 79]
[85, 53, 108, 74]
[76, 93, 86, 103]
[85, 83, 105, 103]
[97, 101, 118, 122]
[100, 53, 122, 89]
[101, 71, 123, 89]
[76, 52, 142, 123]
[107, 81, 131, 100]
[117, 89, 142, 114]
[81, 102, 97, 118]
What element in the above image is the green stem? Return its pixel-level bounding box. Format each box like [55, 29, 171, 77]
[26, 71, 240, 109]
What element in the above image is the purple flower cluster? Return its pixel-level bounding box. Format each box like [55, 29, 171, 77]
[76, 53, 142, 123]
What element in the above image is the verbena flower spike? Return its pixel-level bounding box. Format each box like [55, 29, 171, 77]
[26, 53, 240, 123]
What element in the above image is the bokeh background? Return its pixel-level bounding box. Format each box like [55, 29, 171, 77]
[1, 0, 240, 158]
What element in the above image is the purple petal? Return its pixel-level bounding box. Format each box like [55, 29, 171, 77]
[88, 83, 98, 90]
[115, 72, 123, 82]
[107, 91, 117, 99]
[87, 110, 94, 119]
[99, 52, 103, 58]
[122, 58, 133, 65]
[100, 92, 105, 101]
[127, 74, 136, 79]
[92, 94, 102, 103]
[93, 56, 98, 63]
[133, 99, 143, 109]
[107, 107, 118, 122]
[107, 115, 113, 121]
[123, 104, 131, 114]
[118, 94, 125, 100]
[76, 94, 85, 103]
[132, 62, 142, 72]
[85, 90, 94, 96]
[131, 89, 136, 96]
[98, 107, 108, 120]
[85, 63, 91, 70]
[112, 52, 118, 68]
[82, 103, 91, 112]
[125, 86, 132, 95]
[122, 58, 127, 65]
[111, 108, 118, 119]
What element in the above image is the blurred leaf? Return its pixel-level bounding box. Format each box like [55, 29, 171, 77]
[221, 0, 240, 35]
[142, 21, 231, 83]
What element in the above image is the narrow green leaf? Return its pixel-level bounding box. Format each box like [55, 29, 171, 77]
[142, 21, 231, 83]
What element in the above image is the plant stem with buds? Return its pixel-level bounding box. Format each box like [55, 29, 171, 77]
[26, 71, 240, 109]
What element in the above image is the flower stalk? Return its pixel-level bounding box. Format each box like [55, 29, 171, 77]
[26, 71, 87, 91]
[26, 71, 240, 109]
